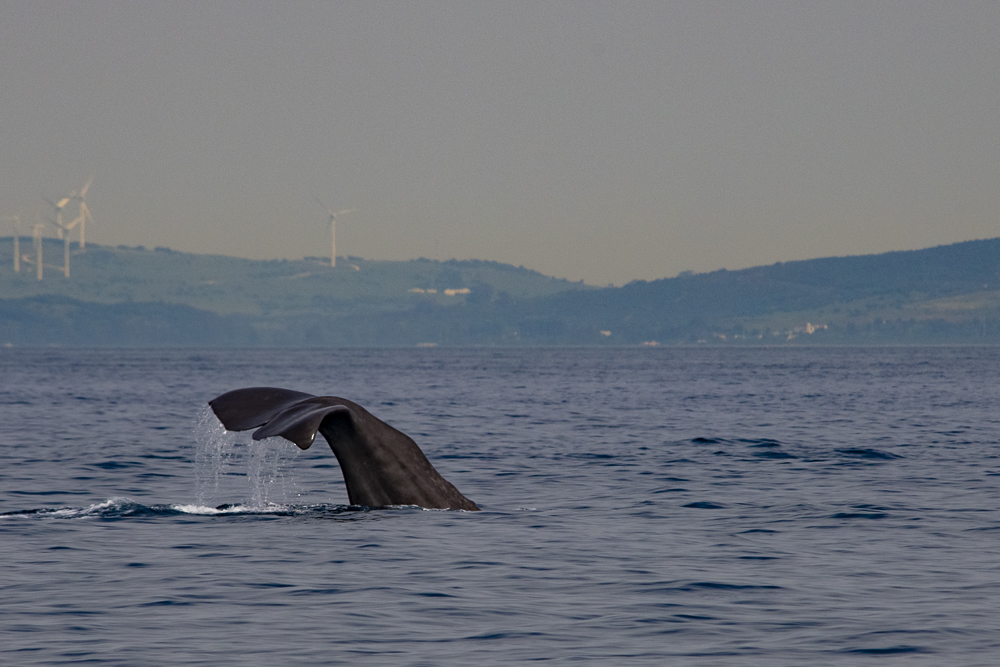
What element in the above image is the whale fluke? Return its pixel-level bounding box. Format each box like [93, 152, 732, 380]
[208, 387, 479, 511]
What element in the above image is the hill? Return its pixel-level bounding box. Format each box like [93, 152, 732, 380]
[2, 237, 1000, 346]
[0, 240, 589, 316]
[518, 237, 1000, 344]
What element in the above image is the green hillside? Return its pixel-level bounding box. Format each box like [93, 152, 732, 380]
[0, 239, 590, 316]
[518, 237, 1000, 344]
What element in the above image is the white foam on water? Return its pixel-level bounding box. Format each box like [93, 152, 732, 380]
[36, 497, 138, 519]
[171, 503, 322, 515]
[171, 504, 226, 515]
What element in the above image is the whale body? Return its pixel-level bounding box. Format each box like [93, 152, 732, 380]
[208, 387, 479, 511]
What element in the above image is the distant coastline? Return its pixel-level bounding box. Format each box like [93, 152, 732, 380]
[2, 237, 999, 347]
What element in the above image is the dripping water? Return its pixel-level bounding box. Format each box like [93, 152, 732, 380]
[193, 406, 301, 510]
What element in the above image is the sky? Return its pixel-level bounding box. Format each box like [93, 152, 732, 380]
[1, 1, 998, 286]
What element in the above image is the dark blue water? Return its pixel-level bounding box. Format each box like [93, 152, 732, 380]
[1, 347, 998, 665]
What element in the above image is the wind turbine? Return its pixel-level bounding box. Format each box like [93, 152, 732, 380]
[43, 193, 71, 240]
[313, 196, 355, 267]
[69, 175, 93, 249]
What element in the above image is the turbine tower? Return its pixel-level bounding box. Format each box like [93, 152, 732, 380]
[69, 176, 93, 249]
[61, 221, 71, 277]
[3, 213, 21, 272]
[313, 196, 355, 267]
[32, 221, 45, 280]
[45, 205, 73, 278]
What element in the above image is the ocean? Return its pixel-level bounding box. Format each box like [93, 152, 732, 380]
[1, 347, 998, 665]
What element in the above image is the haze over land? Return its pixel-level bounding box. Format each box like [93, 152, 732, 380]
[2, 2, 999, 286]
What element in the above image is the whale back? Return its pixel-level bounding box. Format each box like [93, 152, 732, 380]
[208, 387, 479, 511]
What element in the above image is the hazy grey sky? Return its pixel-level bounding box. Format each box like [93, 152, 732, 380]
[2, 1, 998, 285]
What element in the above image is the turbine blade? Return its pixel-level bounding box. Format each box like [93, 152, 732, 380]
[312, 195, 334, 215]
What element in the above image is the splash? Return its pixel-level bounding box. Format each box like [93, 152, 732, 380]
[193, 406, 302, 509]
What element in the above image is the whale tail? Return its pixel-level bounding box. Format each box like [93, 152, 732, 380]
[208, 387, 479, 511]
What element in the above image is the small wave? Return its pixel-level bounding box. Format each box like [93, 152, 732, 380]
[739, 438, 783, 446]
[844, 645, 928, 655]
[639, 580, 783, 593]
[91, 461, 144, 470]
[1, 497, 175, 520]
[836, 448, 903, 460]
[831, 512, 889, 520]
[1, 497, 362, 520]
[683, 501, 726, 509]
[687, 581, 782, 591]
[753, 451, 797, 459]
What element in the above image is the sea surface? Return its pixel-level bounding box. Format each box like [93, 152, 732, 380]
[1, 347, 998, 666]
